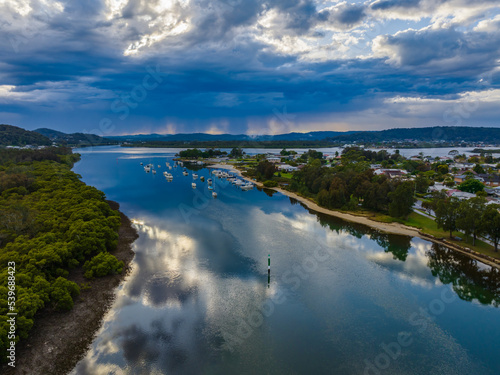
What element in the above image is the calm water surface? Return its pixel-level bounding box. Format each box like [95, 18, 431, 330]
[70, 146, 500, 375]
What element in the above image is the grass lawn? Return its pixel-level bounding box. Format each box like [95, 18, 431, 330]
[403, 212, 498, 258]
[274, 172, 293, 179]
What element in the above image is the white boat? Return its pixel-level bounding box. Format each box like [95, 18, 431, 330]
[158, 165, 161, 168]
[208, 185, 213, 190]
[144, 166, 151, 172]
[192, 173, 198, 179]
[235, 180, 244, 186]
[168, 166, 172, 170]
[140, 162, 143, 165]
[212, 191, 217, 198]
[207, 178, 212, 185]
[240, 183, 253, 191]
[183, 171, 189, 176]
[152, 169, 156, 174]
[192, 182, 196, 188]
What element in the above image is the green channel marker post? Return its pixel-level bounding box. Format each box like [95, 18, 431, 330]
[268, 254, 270, 288]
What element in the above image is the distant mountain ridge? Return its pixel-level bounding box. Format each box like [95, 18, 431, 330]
[107, 126, 500, 143]
[2, 125, 500, 147]
[34, 128, 117, 146]
[330, 127, 500, 143]
[0, 124, 51, 146]
[108, 131, 357, 142]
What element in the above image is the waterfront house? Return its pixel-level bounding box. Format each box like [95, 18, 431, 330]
[277, 164, 298, 172]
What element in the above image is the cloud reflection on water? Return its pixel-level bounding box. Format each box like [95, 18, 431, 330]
[71, 187, 499, 375]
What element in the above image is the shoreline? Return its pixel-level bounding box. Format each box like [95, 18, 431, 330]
[2, 201, 138, 375]
[209, 163, 500, 270]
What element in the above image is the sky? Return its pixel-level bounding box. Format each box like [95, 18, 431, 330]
[0, 0, 499, 136]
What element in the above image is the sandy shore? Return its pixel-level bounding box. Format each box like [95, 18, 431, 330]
[2, 201, 138, 375]
[209, 163, 419, 236]
[208, 163, 500, 269]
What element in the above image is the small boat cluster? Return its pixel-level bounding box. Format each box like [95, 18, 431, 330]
[187, 169, 216, 197]
[142, 162, 253, 198]
[211, 169, 254, 190]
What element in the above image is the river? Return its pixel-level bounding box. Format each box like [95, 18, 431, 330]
[70, 146, 500, 375]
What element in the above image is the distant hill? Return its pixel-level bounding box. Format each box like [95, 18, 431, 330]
[34, 128, 117, 146]
[0, 124, 51, 146]
[108, 131, 357, 142]
[109, 127, 500, 144]
[330, 127, 500, 143]
[4, 125, 499, 148]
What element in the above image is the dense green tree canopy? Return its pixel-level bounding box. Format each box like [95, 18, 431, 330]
[0, 148, 122, 361]
[458, 179, 485, 193]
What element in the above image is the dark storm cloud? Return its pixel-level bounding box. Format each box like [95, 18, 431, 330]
[319, 3, 367, 29]
[370, 0, 422, 11]
[1, 0, 500, 133]
[377, 27, 500, 76]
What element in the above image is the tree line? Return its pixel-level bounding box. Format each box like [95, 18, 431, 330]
[429, 192, 500, 250]
[288, 159, 415, 218]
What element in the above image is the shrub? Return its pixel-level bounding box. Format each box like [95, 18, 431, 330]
[83, 252, 124, 279]
[263, 180, 278, 187]
[458, 179, 485, 193]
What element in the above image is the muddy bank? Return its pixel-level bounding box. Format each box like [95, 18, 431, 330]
[2, 201, 138, 375]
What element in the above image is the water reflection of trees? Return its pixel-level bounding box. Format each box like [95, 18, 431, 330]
[315, 212, 411, 260]
[315, 210, 500, 307]
[370, 232, 412, 261]
[256, 187, 277, 197]
[184, 164, 204, 172]
[427, 244, 500, 307]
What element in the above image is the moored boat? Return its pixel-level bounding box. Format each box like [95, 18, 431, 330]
[240, 183, 253, 190]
